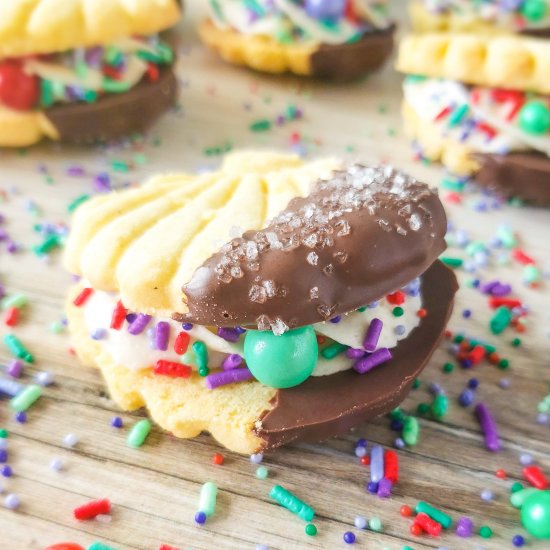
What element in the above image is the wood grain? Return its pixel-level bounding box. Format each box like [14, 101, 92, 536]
[1, 2, 549, 549]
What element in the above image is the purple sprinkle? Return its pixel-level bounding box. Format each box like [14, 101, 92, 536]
[91, 328, 107, 340]
[370, 445, 384, 483]
[366, 481, 378, 494]
[0, 450, 7, 463]
[93, 172, 111, 193]
[353, 348, 392, 374]
[356, 438, 367, 448]
[1, 465, 12, 478]
[154, 321, 170, 351]
[458, 389, 475, 407]
[222, 354, 243, 370]
[456, 516, 473, 537]
[182, 323, 193, 331]
[480, 280, 499, 294]
[205, 368, 253, 389]
[127, 314, 152, 335]
[346, 348, 365, 359]
[126, 313, 137, 323]
[377, 477, 393, 498]
[111, 416, 123, 428]
[0, 377, 24, 397]
[363, 318, 383, 352]
[235, 326, 247, 334]
[6, 360, 22, 378]
[491, 283, 512, 297]
[475, 402, 501, 452]
[329, 315, 342, 324]
[15, 412, 26, 424]
[66, 165, 86, 177]
[217, 327, 241, 343]
[394, 437, 405, 449]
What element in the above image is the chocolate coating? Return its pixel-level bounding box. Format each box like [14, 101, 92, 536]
[310, 25, 395, 80]
[257, 259, 457, 450]
[521, 27, 550, 38]
[473, 151, 550, 207]
[45, 66, 177, 143]
[178, 165, 447, 330]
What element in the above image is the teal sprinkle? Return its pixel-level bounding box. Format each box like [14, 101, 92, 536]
[193, 341, 208, 370]
[321, 342, 348, 360]
[448, 104, 469, 127]
[244, 0, 267, 16]
[40, 80, 55, 108]
[102, 78, 131, 93]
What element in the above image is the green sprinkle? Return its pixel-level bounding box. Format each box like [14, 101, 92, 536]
[440, 256, 463, 268]
[441, 178, 465, 192]
[305, 524, 317, 536]
[415, 501, 452, 529]
[443, 362, 454, 373]
[321, 342, 348, 359]
[270, 485, 315, 522]
[198, 481, 218, 517]
[250, 119, 272, 132]
[83, 90, 98, 103]
[403, 416, 419, 446]
[431, 394, 449, 419]
[512, 337, 521, 347]
[448, 103, 469, 126]
[497, 225, 517, 248]
[369, 517, 382, 532]
[402, 546, 414, 550]
[0, 429, 8, 438]
[105, 46, 123, 65]
[390, 407, 406, 421]
[10, 385, 42, 412]
[127, 419, 151, 448]
[479, 525, 493, 538]
[40, 80, 55, 108]
[490, 306, 512, 335]
[510, 482, 524, 494]
[33, 235, 61, 256]
[417, 403, 430, 415]
[67, 194, 91, 213]
[88, 543, 117, 550]
[498, 358, 510, 370]
[392, 306, 404, 317]
[75, 60, 88, 79]
[1, 294, 28, 310]
[523, 264, 540, 283]
[465, 241, 486, 256]
[453, 334, 464, 343]
[412, 378, 421, 390]
[357, 306, 367, 312]
[111, 160, 130, 172]
[3, 334, 34, 362]
[193, 341, 208, 371]
[102, 78, 131, 93]
[256, 466, 269, 480]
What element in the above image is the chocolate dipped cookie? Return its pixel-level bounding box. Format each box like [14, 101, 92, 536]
[65, 152, 457, 453]
[0, 0, 181, 147]
[199, 1, 395, 79]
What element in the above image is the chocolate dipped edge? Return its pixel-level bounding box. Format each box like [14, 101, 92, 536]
[310, 25, 395, 80]
[473, 151, 550, 207]
[44, 65, 178, 143]
[256, 259, 458, 451]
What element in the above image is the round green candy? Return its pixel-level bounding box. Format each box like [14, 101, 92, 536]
[244, 326, 318, 388]
[519, 101, 550, 135]
[305, 524, 317, 536]
[521, 491, 550, 539]
[521, 0, 548, 21]
[479, 525, 493, 538]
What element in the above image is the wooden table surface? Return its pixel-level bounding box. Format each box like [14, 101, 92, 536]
[1, 2, 550, 549]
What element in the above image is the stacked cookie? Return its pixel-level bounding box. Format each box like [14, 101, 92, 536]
[0, 0, 181, 147]
[199, 0, 395, 79]
[397, 0, 550, 205]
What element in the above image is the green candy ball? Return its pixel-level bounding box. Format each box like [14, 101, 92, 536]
[521, 491, 550, 539]
[521, 0, 548, 21]
[519, 101, 550, 135]
[244, 326, 318, 388]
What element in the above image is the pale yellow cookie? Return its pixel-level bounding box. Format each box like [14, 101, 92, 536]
[64, 152, 342, 316]
[198, 19, 314, 75]
[0, 105, 59, 147]
[0, 0, 181, 59]
[67, 285, 276, 454]
[396, 33, 550, 94]
[402, 100, 479, 175]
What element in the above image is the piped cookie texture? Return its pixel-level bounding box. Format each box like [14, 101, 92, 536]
[199, 0, 395, 79]
[0, 0, 181, 146]
[179, 164, 447, 331]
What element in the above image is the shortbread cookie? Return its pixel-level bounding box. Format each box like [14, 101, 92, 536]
[403, 77, 550, 205]
[410, 0, 550, 36]
[0, 0, 181, 146]
[65, 152, 457, 453]
[396, 33, 550, 95]
[199, 1, 395, 79]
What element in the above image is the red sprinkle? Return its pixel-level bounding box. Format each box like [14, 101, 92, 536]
[489, 297, 522, 309]
[416, 308, 427, 318]
[400, 505, 413, 517]
[147, 63, 159, 82]
[44, 545, 85, 550]
[523, 465, 549, 489]
[495, 468, 507, 479]
[159, 546, 180, 550]
[73, 498, 111, 520]
[154, 360, 192, 378]
[384, 450, 399, 483]
[316, 335, 326, 345]
[467, 345, 486, 365]
[386, 291, 405, 305]
[434, 105, 452, 122]
[512, 249, 535, 265]
[360, 456, 370, 466]
[4, 306, 18, 327]
[73, 288, 94, 307]
[410, 523, 424, 536]
[110, 300, 128, 330]
[212, 453, 224, 466]
[414, 512, 442, 537]
[174, 331, 191, 355]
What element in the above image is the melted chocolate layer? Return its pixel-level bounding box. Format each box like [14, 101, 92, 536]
[45, 66, 177, 143]
[311, 25, 395, 80]
[179, 165, 447, 330]
[256, 260, 457, 451]
[473, 151, 550, 207]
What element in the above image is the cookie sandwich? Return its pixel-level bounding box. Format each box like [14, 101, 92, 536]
[199, 0, 395, 79]
[397, 0, 550, 205]
[0, 0, 181, 147]
[65, 152, 457, 454]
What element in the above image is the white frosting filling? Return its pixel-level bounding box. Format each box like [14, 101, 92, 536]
[404, 77, 550, 156]
[81, 280, 422, 379]
[208, 0, 391, 45]
[421, 0, 550, 31]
